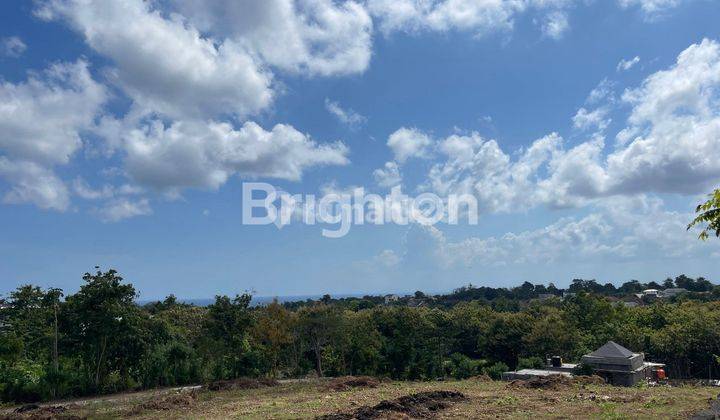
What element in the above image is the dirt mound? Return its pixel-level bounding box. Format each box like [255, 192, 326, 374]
[317, 390, 467, 419]
[206, 377, 278, 391]
[4, 404, 83, 420]
[138, 390, 198, 411]
[468, 374, 493, 382]
[508, 375, 574, 390]
[571, 375, 606, 385]
[691, 393, 720, 420]
[327, 376, 380, 391]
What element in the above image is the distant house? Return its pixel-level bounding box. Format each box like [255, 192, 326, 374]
[384, 294, 400, 304]
[536, 293, 557, 300]
[661, 288, 687, 298]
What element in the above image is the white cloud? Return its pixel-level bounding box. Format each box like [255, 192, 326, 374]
[168, 0, 373, 76]
[426, 131, 561, 212]
[617, 55, 641, 71]
[373, 161, 402, 188]
[386, 127, 433, 163]
[95, 197, 152, 222]
[0, 158, 70, 211]
[123, 119, 349, 192]
[540, 11, 569, 40]
[617, 0, 686, 18]
[1, 36, 27, 57]
[0, 60, 106, 165]
[419, 195, 715, 268]
[587, 78, 616, 104]
[419, 39, 720, 212]
[572, 107, 611, 131]
[0, 60, 106, 211]
[38, 0, 273, 120]
[374, 249, 401, 267]
[368, 0, 576, 38]
[325, 98, 367, 128]
[72, 177, 142, 201]
[606, 38, 720, 195]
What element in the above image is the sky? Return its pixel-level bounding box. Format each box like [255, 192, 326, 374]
[1, 0, 720, 300]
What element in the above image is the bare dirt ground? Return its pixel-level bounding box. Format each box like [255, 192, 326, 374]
[1, 376, 718, 419]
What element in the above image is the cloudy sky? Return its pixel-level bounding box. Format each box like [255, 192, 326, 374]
[1, 0, 720, 300]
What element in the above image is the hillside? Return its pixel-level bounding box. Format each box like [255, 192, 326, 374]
[3, 377, 718, 419]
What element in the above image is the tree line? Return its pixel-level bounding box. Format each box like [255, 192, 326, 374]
[1, 269, 720, 403]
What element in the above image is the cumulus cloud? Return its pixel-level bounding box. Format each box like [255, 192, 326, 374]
[387, 127, 433, 163]
[617, 56, 641, 71]
[373, 161, 402, 188]
[168, 0, 373, 76]
[0, 60, 106, 165]
[416, 195, 714, 268]
[1, 36, 27, 57]
[123, 119, 349, 192]
[0, 158, 70, 211]
[0, 60, 106, 210]
[325, 98, 367, 128]
[416, 38, 720, 211]
[425, 131, 562, 212]
[37, 0, 274, 120]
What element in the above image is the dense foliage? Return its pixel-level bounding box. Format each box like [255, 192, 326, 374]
[1, 270, 719, 403]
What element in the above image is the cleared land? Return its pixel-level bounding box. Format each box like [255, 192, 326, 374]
[2, 377, 718, 419]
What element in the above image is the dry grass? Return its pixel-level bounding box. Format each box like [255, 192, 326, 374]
[2, 378, 717, 419]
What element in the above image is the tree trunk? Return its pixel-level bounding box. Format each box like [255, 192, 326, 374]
[95, 336, 107, 388]
[314, 340, 323, 377]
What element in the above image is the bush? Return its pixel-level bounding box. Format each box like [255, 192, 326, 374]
[517, 356, 545, 370]
[572, 363, 595, 376]
[0, 360, 45, 403]
[483, 362, 509, 380]
[445, 353, 486, 379]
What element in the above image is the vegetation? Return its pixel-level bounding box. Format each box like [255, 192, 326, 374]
[1, 269, 719, 403]
[2, 377, 717, 419]
[689, 187, 720, 240]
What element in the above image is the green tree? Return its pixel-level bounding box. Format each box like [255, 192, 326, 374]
[62, 269, 144, 390]
[688, 188, 720, 239]
[297, 304, 341, 377]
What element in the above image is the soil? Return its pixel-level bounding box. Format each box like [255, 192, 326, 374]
[2, 404, 84, 420]
[130, 390, 199, 413]
[690, 393, 720, 420]
[316, 390, 467, 419]
[205, 377, 279, 391]
[327, 376, 381, 391]
[507, 374, 605, 390]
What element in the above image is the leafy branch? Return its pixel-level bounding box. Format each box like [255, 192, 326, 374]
[688, 189, 720, 240]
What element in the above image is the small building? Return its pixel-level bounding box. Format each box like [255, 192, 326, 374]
[661, 288, 687, 298]
[581, 341, 663, 386]
[502, 341, 665, 386]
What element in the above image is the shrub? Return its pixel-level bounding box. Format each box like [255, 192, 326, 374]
[483, 362, 509, 380]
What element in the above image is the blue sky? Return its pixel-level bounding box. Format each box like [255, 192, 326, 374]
[1, 0, 720, 300]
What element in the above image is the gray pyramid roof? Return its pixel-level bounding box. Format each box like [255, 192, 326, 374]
[588, 341, 634, 358]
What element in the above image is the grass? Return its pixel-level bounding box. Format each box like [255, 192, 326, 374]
[3, 378, 717, 419]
